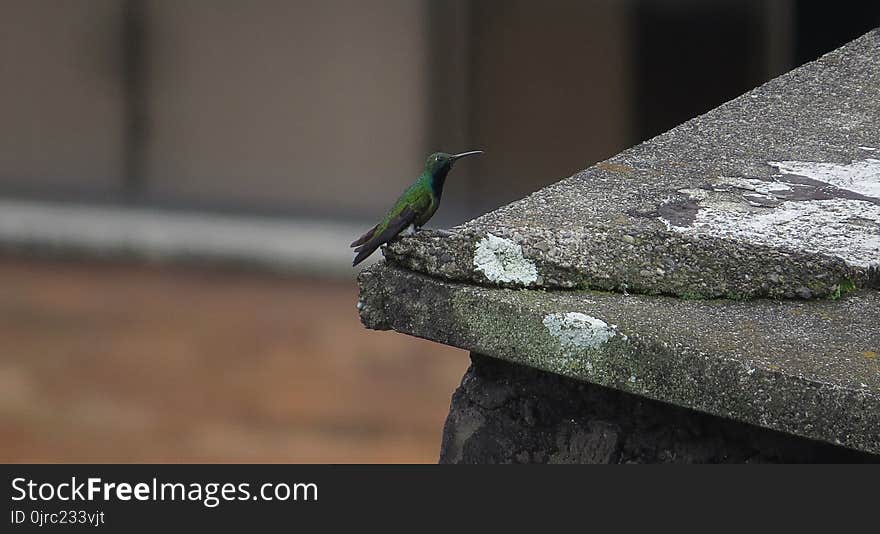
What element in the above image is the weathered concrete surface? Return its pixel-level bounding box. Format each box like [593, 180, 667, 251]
[384, 29, 880, 299]
[441, 354, 878, 463]
[359, 264, 880, 455]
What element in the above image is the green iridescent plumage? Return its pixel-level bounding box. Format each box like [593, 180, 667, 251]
[351, 150, 482, 266]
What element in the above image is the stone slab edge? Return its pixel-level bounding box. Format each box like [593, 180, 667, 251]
[358, 263, 880, 455]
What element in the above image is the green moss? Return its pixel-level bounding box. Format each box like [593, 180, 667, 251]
[679, 290, 708, 300]
[830, 279, 857, 300]
[807, 279, 828, 293]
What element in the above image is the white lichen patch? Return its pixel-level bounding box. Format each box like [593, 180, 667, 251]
[473, 233, 538, 285]
[663, 159, 880, 268]
[718, 176, 793, 196]
[542, 312, 618, 349]
[769, 158, 880, 199]
[673, 197, 880, 268]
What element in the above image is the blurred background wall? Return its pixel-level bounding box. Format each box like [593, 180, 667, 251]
[3, 0, 878, 223]
[0, 0, 877, 462]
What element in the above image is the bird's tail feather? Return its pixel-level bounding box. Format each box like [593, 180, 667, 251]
[350, 224, 378, 248]
[352, 240, 381, 266]
[351, 207, 417, 266]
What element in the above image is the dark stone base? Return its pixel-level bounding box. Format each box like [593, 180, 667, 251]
[440, 353, 878, 464]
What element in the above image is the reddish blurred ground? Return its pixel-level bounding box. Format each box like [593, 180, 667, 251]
[0, 257, 467, 463]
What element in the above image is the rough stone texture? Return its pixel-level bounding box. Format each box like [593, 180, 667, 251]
[441, 354, 878, 463]
[358, 32, 880, 462]
[359, 264, 880, 455]
[383, 29, 880, 299]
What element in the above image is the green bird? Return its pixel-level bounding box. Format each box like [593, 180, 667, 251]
[351, 150, 483, 266]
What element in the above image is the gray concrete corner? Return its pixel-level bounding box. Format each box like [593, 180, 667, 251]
[358, 29, 880, 460]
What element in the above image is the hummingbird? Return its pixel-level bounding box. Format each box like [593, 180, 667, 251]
[351, 150, 483, 266]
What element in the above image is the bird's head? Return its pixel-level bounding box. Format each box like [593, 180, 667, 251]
[424, 150, 483, 179]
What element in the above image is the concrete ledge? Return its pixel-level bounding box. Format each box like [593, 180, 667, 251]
[359, 263, 880, 455]
[383, 29, 880, 299]
[358, 31, 880, 461]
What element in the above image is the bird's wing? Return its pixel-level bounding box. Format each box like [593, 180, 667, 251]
[352, 206, 417, 266]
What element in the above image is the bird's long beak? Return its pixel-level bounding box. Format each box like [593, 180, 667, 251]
[450, 150, 483, 161]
